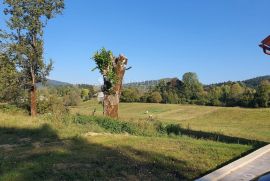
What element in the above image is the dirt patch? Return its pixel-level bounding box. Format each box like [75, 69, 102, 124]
[84, 132, 112, 137]
[53, 163, 93, 170]
[0, 144, 18, 151]
[83, 132, 131, 137]
[20, 138, 31, 142]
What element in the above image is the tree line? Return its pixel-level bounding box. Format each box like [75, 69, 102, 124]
[121, 72, 270, 108]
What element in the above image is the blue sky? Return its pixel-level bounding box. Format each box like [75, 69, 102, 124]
[1, 0, 270, 84]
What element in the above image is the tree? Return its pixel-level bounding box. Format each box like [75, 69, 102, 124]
[78, 84, 95, 99]
[227, 83, 244, 106]
[182, 72, 204, 101]
[207, 86, 222, 106]
[92, 48, 129, 118]
[81, 88, 90, 101]
[256, 80, 270, 107]
[121, 88, 140, 102]
[0, 53, 21, 102]
[3, 0, 64, 116]
[63, 88, 82, 106]
[239, 87, 256, 107]
[147, 91, 162, 103]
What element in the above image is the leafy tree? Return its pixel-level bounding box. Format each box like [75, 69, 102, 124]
[0, 54, 22, 102]
[37, 89, 67, 115]
[55, 86, 72, 97]
[140, 93, 149, 103]
[154, 78, 183, 104]
[256, 80, 270, 107]
[227, 83, 244, 106]
[220, 84, 230, 105]
[3, 0, 64, 116]
[182, 72, 204, 101]
[78, 84, 95, 99]
[81, 88, 90, 101]
[166, 92, 179, 104]
[147, 91, 162, 103]
[87, 86, 95, 99]
[121, 88, 140, 102]
[63, 88, 82, 106]
[92, 48, 129, 118]
[239, 87, 256, 107]
[207, 86, 222, 106]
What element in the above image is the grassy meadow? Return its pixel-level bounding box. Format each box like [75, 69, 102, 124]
[0, 102, 269, 180]
[71, 100, 270, 142]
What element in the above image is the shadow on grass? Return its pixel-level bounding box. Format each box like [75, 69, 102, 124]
[165, 125, 269, 179]
[166, 124, 268, 148]
[0, 124, 266, 180]
[0, 124, 191, 180]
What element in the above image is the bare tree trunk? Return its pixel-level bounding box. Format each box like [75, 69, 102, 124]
[103, 55, 127, 118]
[30, 85, 37, 116]
[30, 34, 38, 117]
[30, 63, 37, 116]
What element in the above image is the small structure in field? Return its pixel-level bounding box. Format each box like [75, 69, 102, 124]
[97, 92, 104, 103]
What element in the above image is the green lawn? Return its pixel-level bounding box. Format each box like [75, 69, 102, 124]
[0, 106, 255, 180]
[71, 100, 270, 142]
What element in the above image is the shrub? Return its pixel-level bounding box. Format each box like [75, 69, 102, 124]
[63, 89, 82, 106]
[147, 91, 162, 103]
[74, 115, 137, 134]
[0, 104, 27, 114]
[120, 88, 140, 102]
[37, 95, 68, 115]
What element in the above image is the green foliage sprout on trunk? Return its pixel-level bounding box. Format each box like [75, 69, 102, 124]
[92, 48, 117, 93]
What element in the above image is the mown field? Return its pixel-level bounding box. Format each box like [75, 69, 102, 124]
[71, 100, 270, 142]
[0, 101, 269, 180]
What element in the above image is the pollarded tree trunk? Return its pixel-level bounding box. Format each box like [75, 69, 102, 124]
[103, 55, 127, 118]
[103, 94, 119, 118]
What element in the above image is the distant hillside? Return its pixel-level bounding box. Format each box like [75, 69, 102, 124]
[46, 79, 72, 86]
[125, 78, 173, 87]
[123, 75, 270, 90]
[207, 75, 270, 88]
[243, 75, 270, 88]
[124, 78, 173, 91]
[39, 75, 270, 90]
[37, 79, 72, 88]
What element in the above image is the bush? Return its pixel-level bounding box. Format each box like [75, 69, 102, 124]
[74, 115, 137, 134]
[0, 104, 27, 114]
[63, 89, 82, 106]
[147, 91, 162, 103]
[37, 95, 68, 115]
[120, 88, 140, 102]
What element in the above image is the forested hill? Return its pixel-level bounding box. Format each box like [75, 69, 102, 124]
[124, 78, 172, 87]
[42, 75, 270, 89]
[208, 75, 270, 88]
[243, 75, 270, 88]
[37, 79, 72, 87]
[123, 75, 270, 89]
